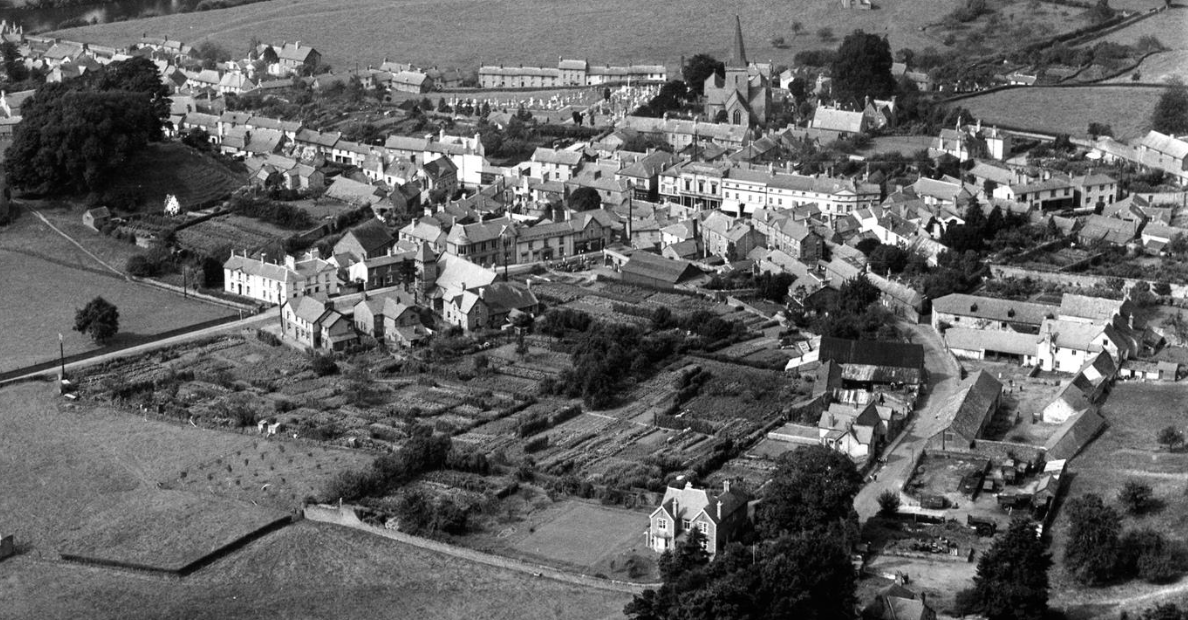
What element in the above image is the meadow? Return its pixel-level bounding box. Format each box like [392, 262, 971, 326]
[0, 208, 233, 373]
[60, 0, 981, 74]
[955, 85, 1168, 141]
[1047, 382, 1188, 619]
[0, 382, 630, 620]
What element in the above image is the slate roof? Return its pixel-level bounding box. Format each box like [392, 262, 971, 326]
[481, 281, 538, 313]
[1044, 409, 1106, 461]
[621, 251, 701, 284]
[811, 106, 865, 133]
[342, 220, 395, 256]
[944, 370, 1002, 442]
[1058, 294, 1126, 324]
[944, 328, 1037, 357]
[817, 337, 925, 370]
[532, 146, 584, 167]
[933, 293, 1055, 326]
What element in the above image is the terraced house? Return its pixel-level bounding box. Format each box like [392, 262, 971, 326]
[222, 250, 338, 305]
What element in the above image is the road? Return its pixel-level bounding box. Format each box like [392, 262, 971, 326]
[854, 320, 963, 520]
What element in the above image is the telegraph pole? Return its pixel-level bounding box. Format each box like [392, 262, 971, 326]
[58, 333, 66, 381]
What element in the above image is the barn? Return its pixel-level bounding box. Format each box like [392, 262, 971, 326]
[620, 252, 703, 290]
[817, 337, 925, 388]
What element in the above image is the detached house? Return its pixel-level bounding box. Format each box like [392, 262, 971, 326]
[647, 481, 751, 557]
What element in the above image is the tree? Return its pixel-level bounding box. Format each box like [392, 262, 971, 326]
[658, 528, 710, 582]
[1140, 603, 1187, 620]
[1120, 528, 1181, 584]
[568, 186, 602, 211]
[1118, 480, 1155, 515]
[1064, 493, 1122, 586]
[957, 519, 1051, 620]
[1157, 425, 1184, 450]
[1152, 82, 1188, 136]
[877, 489, 900, 516]
[74, 296, 120, 344]
[1088, 122, 1114, 138]
[756, 445, 863, 538]
[868, 244, 909, 275]
[6, 57, 167, 194]
[261, 45, 279, 65]
[791, 21, 803, 37]
[817, 27, 835, 42]
[682, 54, 725, 95]
[1, 40, 28, 83]
[830, 30, 896, 104]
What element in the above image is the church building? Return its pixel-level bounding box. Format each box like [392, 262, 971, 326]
[703, 16, 772, 127]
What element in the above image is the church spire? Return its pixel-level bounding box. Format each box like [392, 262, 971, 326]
[729, 15, 747, 67]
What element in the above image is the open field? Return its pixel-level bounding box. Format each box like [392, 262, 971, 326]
[1047, 382, 1188, 618]
[955, 85, 1168, 141]
[1, 521, 631, 620]
[1106, 50, 1188, 85]
[58, 490, 286, 572]
[176, 213, 296, 256]
[0, 211, 234, 373]
[60, 0, 1005, 74]
[1089, 7, 1188, 49]
[0, 383, 629, 619]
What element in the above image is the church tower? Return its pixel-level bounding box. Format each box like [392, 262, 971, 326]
[724, 15, 750, 94]
[414, 240, 438, 302]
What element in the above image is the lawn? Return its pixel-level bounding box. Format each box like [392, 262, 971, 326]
[955, 85, 1168, 141]
[1047, 382, 1188, 618]
[0, 210, 234, 373]
[57, 0, 977, 75]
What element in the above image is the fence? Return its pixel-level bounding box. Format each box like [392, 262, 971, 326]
[303, 503, 654, 594]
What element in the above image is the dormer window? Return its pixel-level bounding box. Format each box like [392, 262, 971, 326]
[970, 304, 978, 313]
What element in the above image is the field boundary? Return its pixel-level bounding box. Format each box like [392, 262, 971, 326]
[58, 514, 296, 577]
[304, 503, 656, 594]
[28, 208, 127, 278]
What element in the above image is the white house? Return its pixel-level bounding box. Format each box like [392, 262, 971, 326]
[223, 250, 338, 305]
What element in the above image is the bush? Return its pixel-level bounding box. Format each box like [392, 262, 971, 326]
[1119, 480, 1155, 515]
[311, 353, 338, 376]
[524, 435, 550, 453]
[257, 329, 282, 347]
[125, 254, 159, 277]
[877, 490, 901, 516]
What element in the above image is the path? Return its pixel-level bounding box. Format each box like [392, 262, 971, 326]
[854, 320, 963, 520]
[28, 208, 127, 279]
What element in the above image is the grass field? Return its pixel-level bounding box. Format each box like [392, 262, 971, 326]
[0, 209, 234, 373]
[506, 501, 653, 575]
[58, 490, 285, 571]
[955, 85, 1168, 141]
[1089, 6, 1188, 50]
[1106, 50, 1188, 85]
[1, 521, 631, 620]
[0, 382, 629, 620]
[57, 0, 987, 75]
[1047, 382, 1188, 618]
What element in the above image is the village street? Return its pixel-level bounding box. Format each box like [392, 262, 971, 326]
[853, 320, 963, 520]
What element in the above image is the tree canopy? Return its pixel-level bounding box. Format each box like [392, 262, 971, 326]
[756, 445, 863, 539]
[1064, 493, 1122, 586]
[1151, 82, 1188, 136]
[830, 30, 896, 105]
[6, 56, 168, 194]
[568, 186, 602, 212]
[682, 54, 725, 96]
[74, 296, 120, 344]
[957, 519, 1051, 620]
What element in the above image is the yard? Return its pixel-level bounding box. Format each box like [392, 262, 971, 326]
[1047, 382, 1188, 618]
[59, 0, 1007, 76]
[0, 209, 234, 374]
[955, 85, 1169, 141]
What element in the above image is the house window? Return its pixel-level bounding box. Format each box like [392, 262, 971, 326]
[682, 519, 691, 530]
[657, 519, 667, 532]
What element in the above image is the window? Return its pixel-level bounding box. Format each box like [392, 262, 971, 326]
[698, 522, 708, 534]
[682, 519, 691, 530]
[732, 110, 742, 125]
[657, 519, 667, 532]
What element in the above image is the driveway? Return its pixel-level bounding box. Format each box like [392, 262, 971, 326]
[854, 320, 963, 520]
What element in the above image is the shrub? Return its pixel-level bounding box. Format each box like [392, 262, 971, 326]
[311, 353, 338, 376]
[877, 490, 901, 516]
[524, 435, 550, 453]
[1119, 480, 1155, 515]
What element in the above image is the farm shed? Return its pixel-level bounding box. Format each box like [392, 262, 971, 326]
[1119, 359, 1178, 381]
[1044, 408, 1106, 461]
[620, 251, 703, 290]
[816, 337, 925, 387]
[943, 328, 1038, 365]
[931, 370, 1003, 450]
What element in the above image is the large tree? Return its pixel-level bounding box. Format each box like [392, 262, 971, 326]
[6, 56, 168, 194]
[682, 54, 725, 97]
[567, 186, 602, 212]
[74, 296, 120, 344]
[1064, 493, 1122, 586]
[1152, 82, 1188, 136]
[756, 444, 863, 539]
[957, 519, 1051, 620]
[830, 30, 896, 105]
